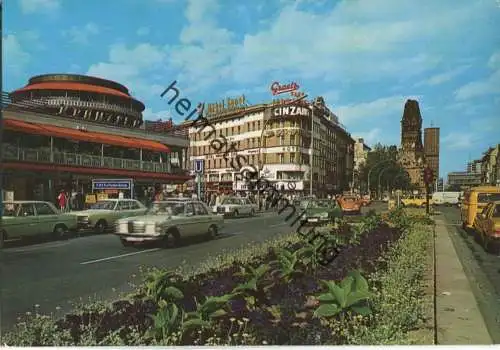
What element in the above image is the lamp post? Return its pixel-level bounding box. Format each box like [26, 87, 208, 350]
[367, 159, 396, 198]
[377, 167, 393, 200]
[309, 102, 315, 197]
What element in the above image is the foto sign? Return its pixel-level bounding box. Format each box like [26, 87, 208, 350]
[270, 81, 300, 96]
[194, 159, 204, 174]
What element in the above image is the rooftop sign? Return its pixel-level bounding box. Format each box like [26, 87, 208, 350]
[270, 81, 300, 96]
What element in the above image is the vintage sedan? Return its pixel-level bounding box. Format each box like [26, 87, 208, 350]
[115, 200, 224, 247]
[1, 200, 77, 248]
[473, 201, 500, 252]
[213, 196, 257, 217]
[73, 199, 147, 233]
[338, 195, 362, 215]
[301, 199, 343, 226]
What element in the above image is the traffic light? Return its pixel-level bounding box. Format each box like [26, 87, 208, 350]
[423, 167, 434, 185]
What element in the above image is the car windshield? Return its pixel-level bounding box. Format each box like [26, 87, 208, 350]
[147, 201, 186, 216]
[89, 201, 116, 210]
[309, 200, 331, 208]
[222, 197, 240, 205]
[343, 196, 356, 202]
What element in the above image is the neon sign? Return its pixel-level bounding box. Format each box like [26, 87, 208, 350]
[270, 81, 300, 96]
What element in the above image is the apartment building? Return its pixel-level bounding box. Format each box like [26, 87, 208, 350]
[354, 138, 371, 171]
[186, 96, 355, 195]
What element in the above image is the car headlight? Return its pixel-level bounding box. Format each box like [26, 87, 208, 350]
[320, 212, 329, 218]
[77, 215, 89, 222]
[146, 223, 161, 235]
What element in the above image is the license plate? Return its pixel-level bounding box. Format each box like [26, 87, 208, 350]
[308, 218, 318, 222]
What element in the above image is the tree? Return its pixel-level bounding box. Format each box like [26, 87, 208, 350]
[358, 143, 411, 196]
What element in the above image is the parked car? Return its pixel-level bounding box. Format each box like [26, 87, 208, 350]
[432, 191, 461, 206]
[338, 195, 362, 215]
[401, 196, 429, 208]
[1, 200, 77, 248]
[115, 200, 224, 247]
[301, 199, 343, 226]
[473, 201, 500, 252]
[73, 199, 147, 233]
[213, 196, 257, 217]
[461, 186, 500, 229]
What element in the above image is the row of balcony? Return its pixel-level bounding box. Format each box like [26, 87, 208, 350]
[2, 144, 189, 175]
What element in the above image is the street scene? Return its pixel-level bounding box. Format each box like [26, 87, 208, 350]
[2, 0, 500, 346]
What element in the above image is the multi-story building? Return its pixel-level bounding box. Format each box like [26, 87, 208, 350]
[447, 172, 482, 189]
[467, 159, 483, 174]
[398, 99, 426, 191]
[2, 74, 190, 201]
[186, 96, 354, 195]
[424, 127, 440, 186]
[480, 144, 500, 186]
[353, 138, 371, 171]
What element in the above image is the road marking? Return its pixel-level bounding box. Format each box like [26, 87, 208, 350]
[226, 231, 243, 235]
[5, 242, 68, 253]
[269, 223, 287, 228]
[80, 248, 160, 265]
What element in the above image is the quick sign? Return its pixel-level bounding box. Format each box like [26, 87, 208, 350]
[273, 106, 310, 117]
[93, 181, 131, 190]
[194, 159, 204, 174]
[270, 81, 300, 96]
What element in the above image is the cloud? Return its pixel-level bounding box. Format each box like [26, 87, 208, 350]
[63, 23, 100, 45]
[454, 51, 500, 100]
[333, 95, 422, 125]
[87, 43, 168, 99]
[415, 65, 470, 86]
[352, 128, 382, 147]
[442, 132, 477, 150]
[3, 34, 30, 75]
[136, 27, 150, 36]
[19, 0, 60, 14]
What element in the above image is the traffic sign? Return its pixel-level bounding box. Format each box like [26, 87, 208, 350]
[423, 167, 434, 185]
[194, 159, 204, 174]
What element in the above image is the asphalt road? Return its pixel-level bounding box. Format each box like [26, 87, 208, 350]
[0, 202, 386, 332]
[438, 206, 500, 343]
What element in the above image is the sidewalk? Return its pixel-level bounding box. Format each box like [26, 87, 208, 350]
[434, 218, 492, 344]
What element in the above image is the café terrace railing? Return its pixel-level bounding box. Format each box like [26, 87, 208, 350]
[2, 144, 190, 175]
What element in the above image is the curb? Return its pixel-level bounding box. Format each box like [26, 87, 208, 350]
[433, 218, 492, 345]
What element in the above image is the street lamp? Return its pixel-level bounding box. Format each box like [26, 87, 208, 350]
[367, 159, 397, 197]
[377, 166, 395, 200]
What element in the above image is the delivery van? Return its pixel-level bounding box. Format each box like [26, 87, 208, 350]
[432, 191, 461, 206]
[461, 186, 500, 229]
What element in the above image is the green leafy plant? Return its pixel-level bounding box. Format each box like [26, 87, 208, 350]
[313, 270, 372, 319]
[147, 300, 184, 343]
[232, 264, 272, 310]
[183, 294, 235, 329]
[270, 248, 306, 284]
[143, 269, 184, 304]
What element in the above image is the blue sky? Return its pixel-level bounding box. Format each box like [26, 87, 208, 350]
[3, 0, 500, 178]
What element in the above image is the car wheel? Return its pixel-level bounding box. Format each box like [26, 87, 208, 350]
[161, 228, 181, 248]
[206, 224, 218, 240]
[120, 238, 134, 247]
[52, 224, 68, 240]
[0, 230, 5, 249]
[95, 219, 107, 234]
[250, 209, 255, 217]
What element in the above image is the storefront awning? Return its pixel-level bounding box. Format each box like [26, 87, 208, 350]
[4, 119, 170, 153]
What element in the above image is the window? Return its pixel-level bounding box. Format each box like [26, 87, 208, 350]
[493, 204, 500, 218]
[35, 202, 56, 215]
[185, 203, 194, 215]
[118, 201, 130, 210]
[129, 201, 141, 210]
[280, 135, 285, 145]
[279, 153, 284, 163]
[478, 193, 500, 203]
[193, 202, 208, 215]
[19, 203, 35, 217]
[280, 120, 284, 128]
[238, 125, 241, 133]
[290, 153, 296, 163]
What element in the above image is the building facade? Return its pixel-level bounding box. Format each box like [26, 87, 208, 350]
[187, 96, 354, 195]
[480, 144, 500, 186]
[447, 172, 482, 189]
[398, 99, 426, 191]
[353, 138, 371, 171]
[467, 159, 483, 174]
[424, 127, 440, 187]
[2, 74, 190, 202]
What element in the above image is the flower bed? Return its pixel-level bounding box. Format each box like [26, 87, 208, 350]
[4, 209, 433, 346]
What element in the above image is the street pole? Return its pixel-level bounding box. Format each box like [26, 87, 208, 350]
[425, 183, 430, 215]
[309, 102, 314, 197]
[196, 173, 201, 200]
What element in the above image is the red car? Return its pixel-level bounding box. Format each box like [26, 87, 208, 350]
[338, 195, 362, 215]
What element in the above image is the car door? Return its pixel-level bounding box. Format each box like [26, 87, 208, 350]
[192, 202, 212, 235]
[15, 203, 38, 237]
[181, 202, 198, 236]
[476, 204, 491, 233]
[239, 198, 249, 214]
[34, 202, 59, 235]
[116, 200, 133, 220]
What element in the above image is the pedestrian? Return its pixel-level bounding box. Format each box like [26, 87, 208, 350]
[57, 190, 67, 211]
